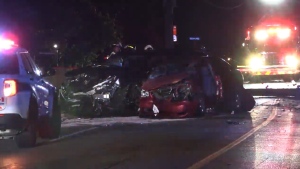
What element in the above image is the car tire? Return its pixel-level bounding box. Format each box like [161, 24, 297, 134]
[225, 89, 242, 113]
[59, 90, 71, 113]
[195, 96, 206, 117]
[47, 95, 61, 139]
[240, 89, 256, 112]
[15, 122, 37, 148]
[15, 101, 38, 148]
[40, 94, 61, 139]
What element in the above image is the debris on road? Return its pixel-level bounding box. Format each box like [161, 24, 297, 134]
[226, 120, 245, 125]
[61, 116, 188, 128]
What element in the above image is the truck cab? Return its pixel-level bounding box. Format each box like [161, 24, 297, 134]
[238, 17, 300, 82]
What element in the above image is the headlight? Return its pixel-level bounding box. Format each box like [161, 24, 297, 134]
[285, 55, 298, 68]
[141, 89, 150, 98]
[277, 28, 291, 40]
[249, 57, 264, 70]
[255, 30, 268, 41]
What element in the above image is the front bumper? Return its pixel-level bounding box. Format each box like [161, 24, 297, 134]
[139, 97, 197, 118]
[0, 114, 26, 137]
[237, 65, 300, 76]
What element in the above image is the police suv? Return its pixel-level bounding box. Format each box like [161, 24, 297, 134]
[0, 39, 61, 148]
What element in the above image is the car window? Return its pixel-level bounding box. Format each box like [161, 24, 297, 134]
[20, 53, 34, 74]
[26, 53, 42, 76]
[0, 54, 20, 74]
[209, 57, 232, 75]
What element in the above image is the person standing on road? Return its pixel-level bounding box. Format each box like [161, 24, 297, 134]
[199, 58, 217, 108]
[108, 43, 122, 59]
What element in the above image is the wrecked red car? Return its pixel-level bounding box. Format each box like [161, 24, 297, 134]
[139, 56, 255, 118]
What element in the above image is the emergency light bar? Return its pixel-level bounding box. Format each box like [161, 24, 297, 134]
[0, 38, 16, 50]
[255, 27, 291, 41]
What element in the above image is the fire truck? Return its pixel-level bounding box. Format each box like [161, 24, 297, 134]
[237, 16, 300, 85]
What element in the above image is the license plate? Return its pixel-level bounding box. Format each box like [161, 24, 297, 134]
[153, 104, 159, 114]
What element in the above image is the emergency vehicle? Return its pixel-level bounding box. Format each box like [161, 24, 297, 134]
[237, 16, 300, 85]
[0, 37, 61, 148]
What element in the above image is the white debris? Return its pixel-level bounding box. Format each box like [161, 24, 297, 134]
[294, 105, 300, 109]
[61, 116, 187, 128]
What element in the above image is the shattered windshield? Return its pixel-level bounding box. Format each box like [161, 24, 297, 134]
[0, 54, 19, 74]
[148, 64, 185, 79]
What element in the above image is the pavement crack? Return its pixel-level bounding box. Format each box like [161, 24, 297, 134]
[253, 157, 269, 169]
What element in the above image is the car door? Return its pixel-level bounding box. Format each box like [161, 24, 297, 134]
[20, 53, 54, 117]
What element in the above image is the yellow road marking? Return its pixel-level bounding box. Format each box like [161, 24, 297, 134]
[187, 100, 278, 169]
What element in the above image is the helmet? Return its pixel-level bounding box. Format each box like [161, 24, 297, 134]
[144, 45, 154, 51]
[112, 43, 122, 48]
[124, 45, 136, 50]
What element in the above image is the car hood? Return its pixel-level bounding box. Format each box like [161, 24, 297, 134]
[142, 72, 190, 91]
[64, 65, 119, 77]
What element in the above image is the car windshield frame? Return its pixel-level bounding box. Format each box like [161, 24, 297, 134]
[148, 64, 186, 79]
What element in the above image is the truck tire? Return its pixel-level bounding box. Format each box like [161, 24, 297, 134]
[15, 100, 38, 148]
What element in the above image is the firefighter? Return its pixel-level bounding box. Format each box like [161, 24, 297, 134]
[199, 58, 217, 108]
[109, 43, 122, 58]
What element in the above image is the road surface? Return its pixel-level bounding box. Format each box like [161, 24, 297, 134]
[1, 97, 300, 169]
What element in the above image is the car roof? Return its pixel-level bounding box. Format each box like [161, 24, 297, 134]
[0, 47, 28, 55]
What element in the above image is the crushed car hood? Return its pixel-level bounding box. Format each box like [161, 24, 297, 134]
[142, 72, 189, 91]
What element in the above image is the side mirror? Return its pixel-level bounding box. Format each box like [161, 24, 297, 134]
[43, 68, 56, 77]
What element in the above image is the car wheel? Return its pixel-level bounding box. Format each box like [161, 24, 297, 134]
[15, 101, 38, 148]
[59, 90, 71, 113]
[47, 95, 61, 139]
[15, 122, 37, 148]
[195, 96, 206, 117]
[240, 89, 256, 112]
[39, 94, 61, 139]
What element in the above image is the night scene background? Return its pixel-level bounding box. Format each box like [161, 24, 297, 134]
[0, 0, 299, 65]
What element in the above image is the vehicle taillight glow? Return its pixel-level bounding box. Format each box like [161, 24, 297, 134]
[255, 30, 268, 41]
[0, 38, 15, 50]
[4, 80, 17, 97]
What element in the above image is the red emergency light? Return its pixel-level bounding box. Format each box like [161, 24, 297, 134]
[0, 38, 16, 50]
[255, 27, 292, 41]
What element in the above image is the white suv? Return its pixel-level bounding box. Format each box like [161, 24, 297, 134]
[0, 39, 61, 148]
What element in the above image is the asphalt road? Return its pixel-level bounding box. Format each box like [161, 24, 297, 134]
[0, 97, 299, 169]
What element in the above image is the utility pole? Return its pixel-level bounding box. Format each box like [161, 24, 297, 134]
[163, 0, 176, 49]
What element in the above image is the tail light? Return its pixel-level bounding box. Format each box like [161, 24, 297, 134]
[4, 80, 17, 97]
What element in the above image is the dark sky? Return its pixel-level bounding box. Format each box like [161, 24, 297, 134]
[0, 0, 300, 56]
